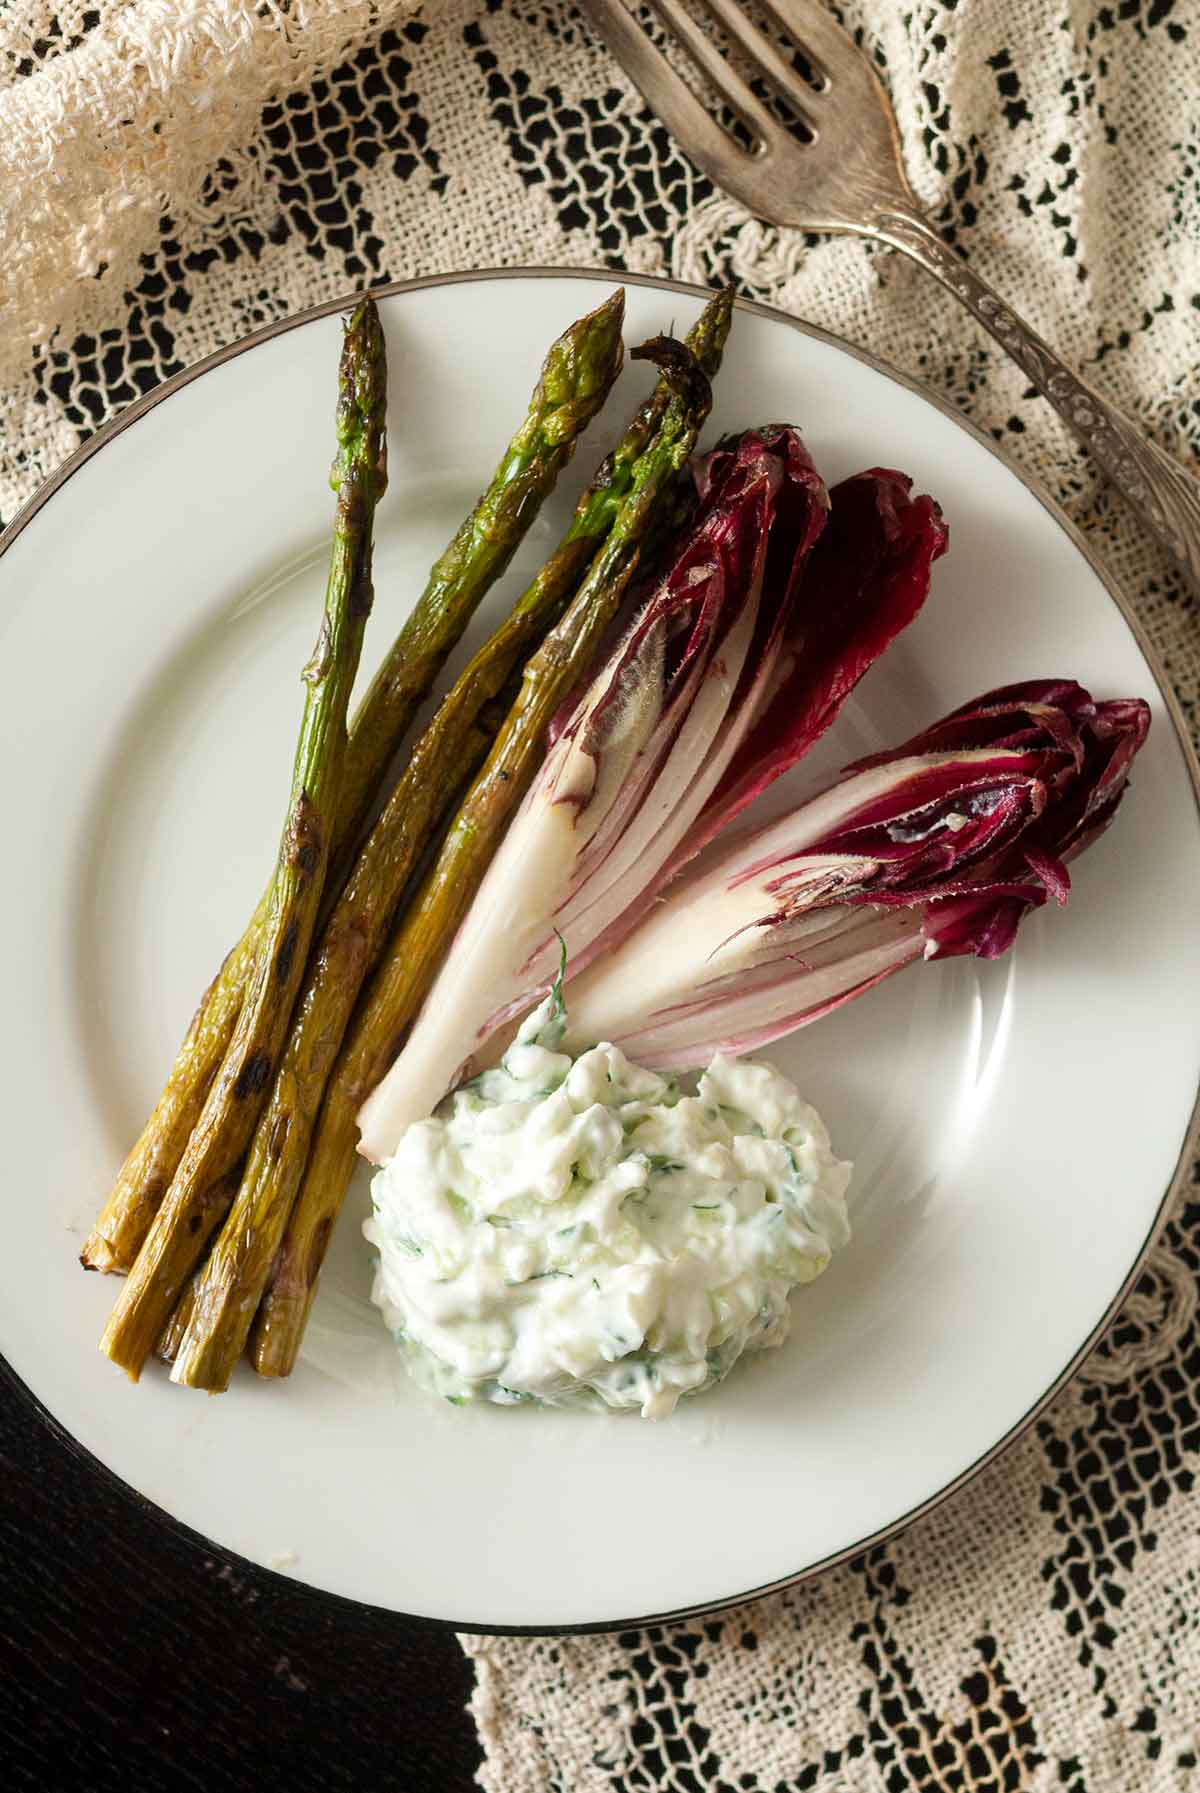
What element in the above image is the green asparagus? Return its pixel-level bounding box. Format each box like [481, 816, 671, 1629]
[81, 289, 625, 1274]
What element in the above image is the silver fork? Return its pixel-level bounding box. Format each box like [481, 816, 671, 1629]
[579, 0, 1200, 587]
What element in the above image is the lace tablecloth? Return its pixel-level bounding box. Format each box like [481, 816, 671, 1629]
[3, 3, 1198, 1787]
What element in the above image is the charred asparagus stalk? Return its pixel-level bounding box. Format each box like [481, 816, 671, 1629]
[251, 335, 714, 1378]
[168, 299, 732, 1390]
[81, 289, 626, 1273]
[98, 298, 389, 1378]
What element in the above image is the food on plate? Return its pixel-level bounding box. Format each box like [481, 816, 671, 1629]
[81, 287, 626, 1278]
[168, 299, 734, 1390]
[84, 283, 1150, 1408]
[365, 972, 850, 1418]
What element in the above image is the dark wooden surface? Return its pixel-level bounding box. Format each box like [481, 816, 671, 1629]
[1, 1365, 483, 1792]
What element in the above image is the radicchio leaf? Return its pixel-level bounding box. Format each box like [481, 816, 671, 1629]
[664, 466, 950, 875]
[562, 681, 1150, 1067]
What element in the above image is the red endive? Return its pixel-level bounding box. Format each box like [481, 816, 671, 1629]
[356, 429, 946, 1162]
[560, 681, 1150, 1068]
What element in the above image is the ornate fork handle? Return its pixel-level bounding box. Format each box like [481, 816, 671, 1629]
[874, 208, 1200, 587]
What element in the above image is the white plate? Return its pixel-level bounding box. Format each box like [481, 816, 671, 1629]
[2, 271, 1198, 1633]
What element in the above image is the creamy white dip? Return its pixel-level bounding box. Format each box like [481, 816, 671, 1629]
[365, 985, 851, 1418]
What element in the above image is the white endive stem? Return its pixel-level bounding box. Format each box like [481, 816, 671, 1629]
[559, 876, 921, 1069]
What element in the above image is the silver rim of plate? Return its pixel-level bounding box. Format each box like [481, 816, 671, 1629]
[3, 265, 1198, 1636]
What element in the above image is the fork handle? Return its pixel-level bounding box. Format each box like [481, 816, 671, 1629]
[873, 207, 1200, 589]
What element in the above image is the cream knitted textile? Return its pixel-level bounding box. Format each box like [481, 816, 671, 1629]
[3, 2, 1199, 1787]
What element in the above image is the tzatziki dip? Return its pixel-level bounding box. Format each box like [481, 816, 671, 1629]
[365, 982, 850, 1418]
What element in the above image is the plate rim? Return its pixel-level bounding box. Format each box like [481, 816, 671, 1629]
[3, 263, 1198, 1638]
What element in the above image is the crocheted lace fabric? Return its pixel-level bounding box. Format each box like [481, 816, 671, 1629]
[2, 2, 1198, 1787]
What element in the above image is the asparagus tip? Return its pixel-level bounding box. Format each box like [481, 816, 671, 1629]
[629, 335, 711, 420]
[331, 295, 388, 504]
